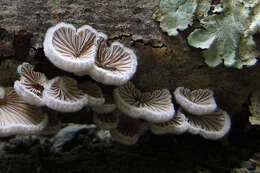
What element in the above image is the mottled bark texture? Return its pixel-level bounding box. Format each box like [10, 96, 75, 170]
[0, 0, 260, 172]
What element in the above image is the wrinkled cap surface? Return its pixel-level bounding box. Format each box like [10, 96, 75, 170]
[174, 87, 217, 115]
[0, 87, 48, 137]
[43, 76, 88, 112]
[14, 62, 47, 106]
[149, 109, 188, 135]
[179, 108, 231, 140]
[43, 22, 99, 74]
[88, 37, 138, 85]
[114, 82, 175, 123]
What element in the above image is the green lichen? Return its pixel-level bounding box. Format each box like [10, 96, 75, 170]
[249, 90, 260, 125]
[154, 0, 260, 68]
[152, 0, 198, 36]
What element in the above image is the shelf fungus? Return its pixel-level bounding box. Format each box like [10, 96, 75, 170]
[78, 82, 105, 107]
[14, 62, 47, 106]
[43, 76, 88, 112]
[43, 22, 99, 75]
[93, 105, 119, 130]
[88, 35, 138, 85]
[174, 87, 217, 115]
[179, 108, 231, 140]
[149, 110, 188, 135]
[114, 82, 175, 123]
[0, 87, 48, 137]
[110, 114, 148, 145]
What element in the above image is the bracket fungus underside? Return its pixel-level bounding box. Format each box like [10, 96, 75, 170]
[43, 22, 99, 74]
[14, 62, 47, 106]
[43, 76, 88, 112]
[89, 36, 138, 85]
[44, 22, 138, 85]
[149, 110, 189, 135]
[174, 87, 217, 116]
[0, 87, 48, 137]
[178, 108, 231, 140]
[173, 87, 231, 140]
[114, 82, 175, 123]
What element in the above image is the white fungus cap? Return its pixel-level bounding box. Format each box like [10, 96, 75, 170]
[0, 87, 48, 137]
[14, 80, 45, 106]
[14, 62, 47, 106]
[174, 87, 217, 116]
[42, 76, 88, 112]
[114, 82, 175, 123]
[43, 22, 99, 75]
[149, 110, 189, 135]
[88, 37, 138, 85]
[179, 108, 231, 140]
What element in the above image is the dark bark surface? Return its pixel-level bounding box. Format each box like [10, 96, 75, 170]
[0, 0, 260, 172]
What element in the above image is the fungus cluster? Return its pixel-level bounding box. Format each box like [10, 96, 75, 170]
[93, 82, 175, 145]
[43, 23, 138, 86]
[173, 87, 231, 140]
[93, 83, 231, 145]
[149, 87, 231, 140]
[14, 62, 105, 113]
[0, 22, 232, 144]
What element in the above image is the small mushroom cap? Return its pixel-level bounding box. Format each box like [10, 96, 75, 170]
[174, 87, 217, 115]
[0, 87, 48, 137]
[114, 82, 175, 123]
[179, 108, 231, 140]
[88, 38, 138, 85]
[14, 62, 47, 106]
[149, 110, 189, 135]
[93, 109, 119, 130]
[78, 82, 105, 107]
[43, 22, 98, 74]
[43, 76, 88, 112]
[110, 114, 148, 145]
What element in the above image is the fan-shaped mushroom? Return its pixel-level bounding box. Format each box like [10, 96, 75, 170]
[114, 82, 175, 123]
[179, 108, 231, 140]
[88, 36, 138, 85]
[43, 22, 99, 74]
[43, 76, 88, 112]
[0, 87, 48, 137]
[14, 62, 47, 106]
[149, 110, 188, 135]
[174, 87, 217, 115]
